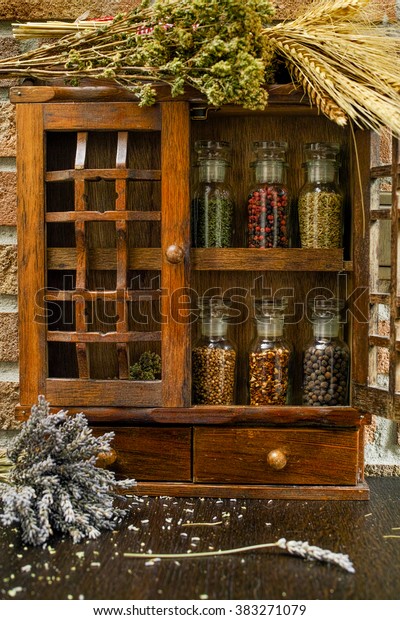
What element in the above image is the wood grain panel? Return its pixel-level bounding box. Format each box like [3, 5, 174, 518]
[194, 427, 360, 485]
[74, 132, 90, 379]
[161, 102, 191, 406]
[46, 211, 161, 222]
[15, 404, 369, 427]
[47, 248, 162, 270]
[45, 289, 161, 302]
[43, 102, 161, 131]
[47, 331, 161, 343]
[17, 103, 47, 404]
[351, 130, 371, 392]
[93, 426, 192, 481]
[46, 168, 161, 181]
[191, 248, 344, 271]
[133, 481, 369, 500]
[46, 379, 162, 407]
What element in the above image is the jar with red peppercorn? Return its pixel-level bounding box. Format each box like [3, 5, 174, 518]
[247, 142, 289, 248]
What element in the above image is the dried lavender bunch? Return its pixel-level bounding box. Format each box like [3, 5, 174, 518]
[0, 396, 135, 546]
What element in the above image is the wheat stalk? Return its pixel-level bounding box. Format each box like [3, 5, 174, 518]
[290, 61, 348, 126]
[267, 0, 400, 134]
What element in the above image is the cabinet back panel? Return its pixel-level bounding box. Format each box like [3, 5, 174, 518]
[192, 271, 339, 405]
[190, 114, 351, 254]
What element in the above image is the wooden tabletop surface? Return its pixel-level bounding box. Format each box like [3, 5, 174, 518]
[0, 477, 399, 601]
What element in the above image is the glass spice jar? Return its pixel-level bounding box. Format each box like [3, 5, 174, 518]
[191, 140, 235, 248]
[192, 297, 237, 405]
[248, 298, 293, 405]
[298, 142, 343, 248]
[302, 298, 350, 406]
[247, 141, 289, 248]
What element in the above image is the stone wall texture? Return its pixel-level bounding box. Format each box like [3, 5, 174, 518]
[0, 381, 19, 429]
[0, 245, 17, 296]
[0, 172, 17, 226]
[0, 0, 399, 464]
[0, 0, 396, 21]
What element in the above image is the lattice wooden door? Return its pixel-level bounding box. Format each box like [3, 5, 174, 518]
[17, 101, 191, 410]
[352, 130, 400, 420]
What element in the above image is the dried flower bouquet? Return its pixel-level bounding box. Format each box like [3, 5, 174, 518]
[2, 0, 400, 133]
[0, 396, 135, 545]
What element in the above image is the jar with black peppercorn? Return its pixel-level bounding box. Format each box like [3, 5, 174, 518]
[191, 140, 234, 248]
[302, 299, 349, 406]
[298, 142, 343, 248]
[248, 299, 293, 405]
[192, 298, 237, 405]
[247, 141, 289, 248]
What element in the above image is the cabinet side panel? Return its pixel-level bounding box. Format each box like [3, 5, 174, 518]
[161, 102, 191, 406]
[17, 104, 46, 406]
[351, 130, 371, 390]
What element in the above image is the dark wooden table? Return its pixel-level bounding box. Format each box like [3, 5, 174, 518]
[0, 478, 399, 600]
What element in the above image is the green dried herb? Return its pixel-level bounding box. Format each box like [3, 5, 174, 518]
[192, 194, 234, 247]
[0, 0, 276, 110]
[298, 191, 343, 248]
[129, 351, 162, 380]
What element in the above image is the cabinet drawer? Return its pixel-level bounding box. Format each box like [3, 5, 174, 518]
[97, 427, 192, 481]
[194, 427, 360, 485]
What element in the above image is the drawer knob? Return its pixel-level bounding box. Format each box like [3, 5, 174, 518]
[267, 449, 287, 471]
[96, 448, 117, 469]
[165, 244, 185, 264]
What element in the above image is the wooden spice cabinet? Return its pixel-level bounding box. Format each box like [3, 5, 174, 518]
[13, 84, 400, 500]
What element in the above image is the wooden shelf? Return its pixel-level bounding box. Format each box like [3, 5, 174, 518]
[10, 83, 309, 107]
[191, 248, 348, 271]
[16, 403, 369, 427]
[47, 247, 351, 272]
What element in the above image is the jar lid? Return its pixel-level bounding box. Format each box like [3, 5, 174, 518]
[255, 315, 285, 337]
[253, 141, 288, 162]
[251, 159, 288, 170]
[194, 140, 231, 163]
[303, 142, 340, 161]
[308, 297, 345, 321]
[255, 297, 288, 319]
[197, 296, 233, 319]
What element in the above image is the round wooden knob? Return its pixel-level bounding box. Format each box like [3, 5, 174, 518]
[165, 244, 185, 264]
[267, 449, 287, 471]
[96, 448, 117, 469]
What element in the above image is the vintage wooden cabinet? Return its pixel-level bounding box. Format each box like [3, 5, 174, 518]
[11, 84, 400, 500]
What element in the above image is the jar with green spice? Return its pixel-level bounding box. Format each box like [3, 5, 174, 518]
[298, 142, 343, 249]
[191, 140, 234, 248]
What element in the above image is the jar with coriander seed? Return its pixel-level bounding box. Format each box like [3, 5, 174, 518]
[302, 298, 350, 406]
[298, 142, 343, 249]
[248, 298, 293, 406]
[191, 140, 234, 248]
[192, 297, 237, 405]
[247, 141, 289, 248]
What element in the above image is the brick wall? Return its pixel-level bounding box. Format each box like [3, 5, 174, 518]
[0, 0, 399, 470]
